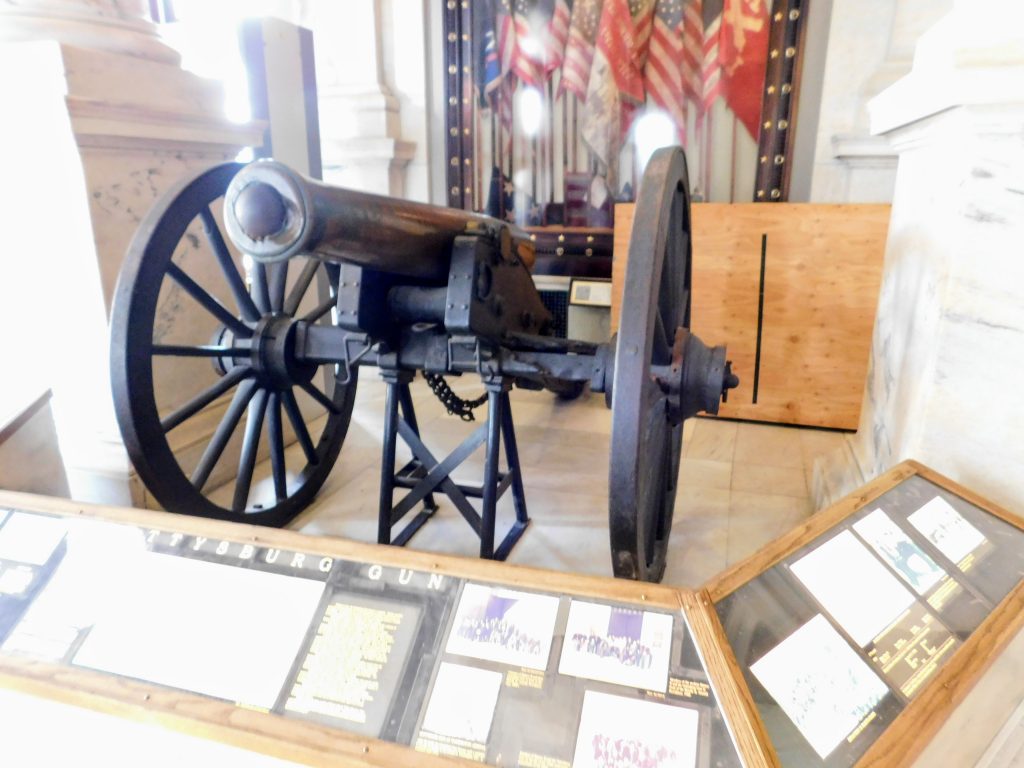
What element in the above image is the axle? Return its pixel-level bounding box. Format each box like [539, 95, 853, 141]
[294, 319, 736, 423]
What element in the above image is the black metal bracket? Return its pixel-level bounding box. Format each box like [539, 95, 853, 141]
[377, 372, 530, 560]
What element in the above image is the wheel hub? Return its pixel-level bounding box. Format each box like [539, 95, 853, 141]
[250, 314, 317, 389]
[652, 327, 739, 425]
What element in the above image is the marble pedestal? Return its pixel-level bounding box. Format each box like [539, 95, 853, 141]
[815, 1, 1024, 514]
[0, 7, 261, 506]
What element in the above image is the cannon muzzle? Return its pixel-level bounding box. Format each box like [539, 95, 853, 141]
[223, 160, 533, 280]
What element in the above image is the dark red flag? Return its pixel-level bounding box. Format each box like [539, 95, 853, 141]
[597, 0, 654, 105]
[582, 0, 654, 188]
[717, 0, 769, 137]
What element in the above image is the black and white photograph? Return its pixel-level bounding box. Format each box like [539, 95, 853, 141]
[854, 509, 946, 594]
[790, 530, 917, 647]
[572, 690, 698, 768]
[445, 582, 560, 670]
[418, 662, 503, 746]
[558, 601, 672, 693]
[751, 614, 890, 760]
[909, 497, 987, 565]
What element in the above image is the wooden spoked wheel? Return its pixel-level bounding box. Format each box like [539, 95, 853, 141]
[609, 147, 694, 582]
[110, 163, 356, 526]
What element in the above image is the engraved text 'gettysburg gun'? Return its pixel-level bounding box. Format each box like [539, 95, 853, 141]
[110, 147, 737, 582]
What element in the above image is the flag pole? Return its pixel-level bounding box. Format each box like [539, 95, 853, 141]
[548, 79, 556, 206]
[729, 113, 738, 202]
[565, 79, 573, 205]
[703, 106, 713, 200]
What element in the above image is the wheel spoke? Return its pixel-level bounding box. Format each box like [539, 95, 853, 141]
[252, 263, 272, 314]
[161, 366, 251, 432]
[652, 313, 671, 366]
[658, 255, 678, 335]
[267, 392, 288, 502]
[678, 234, 692, 327]
[269, 261, 289, 313]
[190, 378, 258, 491]
[303, 295, 336, 324]
[299, 379, 341, 414]
[199, 207, 260, 322]
[283, 258, 320, 316]
[282, 390, 318, 465]
[166, 263, 252, 338]
[151, 344, 249, 358]
[233, 388, 269, 512]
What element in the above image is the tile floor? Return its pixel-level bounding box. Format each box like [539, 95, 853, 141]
[276, 374, 848, 588]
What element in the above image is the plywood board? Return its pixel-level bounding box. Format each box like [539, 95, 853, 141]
[750, 204, 889, 428]
[612, 203, 889, 429]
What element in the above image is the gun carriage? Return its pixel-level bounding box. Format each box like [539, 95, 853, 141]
[110, 146, 737, 582]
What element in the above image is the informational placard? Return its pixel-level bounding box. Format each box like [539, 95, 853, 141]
[715, 473, 1024, 767]
[284, 593, 422, 735]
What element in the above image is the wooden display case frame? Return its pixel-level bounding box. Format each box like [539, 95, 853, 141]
[0, 490, 771, 768]
[703, 460, 1024, 768]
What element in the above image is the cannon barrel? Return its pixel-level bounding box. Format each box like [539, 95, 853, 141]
[223, 160, 534, 280]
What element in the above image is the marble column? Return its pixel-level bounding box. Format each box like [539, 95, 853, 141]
[301, 0, 415, 197]
[0, 0, 261, 505]
[805, 0, 952, 203]
[814, 0, 1024, 513]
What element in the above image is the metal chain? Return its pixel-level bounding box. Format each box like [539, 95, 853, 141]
[423, 373, 488, 421]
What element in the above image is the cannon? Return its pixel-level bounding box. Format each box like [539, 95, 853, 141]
[110, 146, 737, 582]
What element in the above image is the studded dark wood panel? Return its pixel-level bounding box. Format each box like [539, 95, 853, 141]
[754, 0, 807, 202]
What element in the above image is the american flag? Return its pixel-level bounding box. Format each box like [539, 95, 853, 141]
[543, 0, 573, 75]
[484, 0, 517, 136]
[474, 0, 504, 104]
[644, 0, 686, 139]
[511, 0, 552, 88]
[702, 0, 723, 111]
[559, 0, 603, 101]
[681, 0, 703, 107]
[496, 0, 518, 83]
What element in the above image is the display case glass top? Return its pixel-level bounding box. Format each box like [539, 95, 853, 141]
[0, 493, 749, 768]
[708, 462, 1024, 768]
